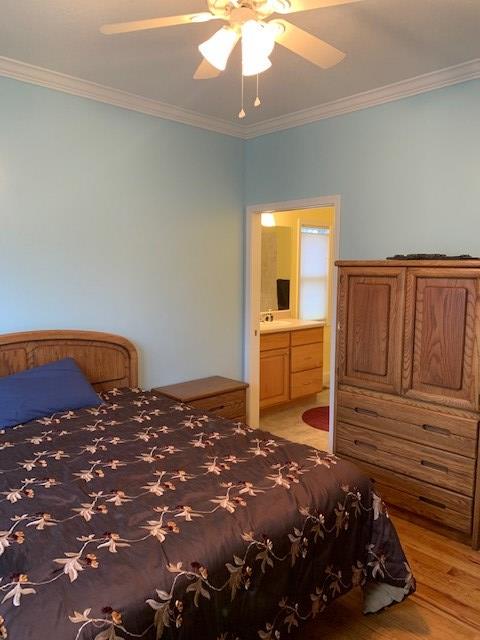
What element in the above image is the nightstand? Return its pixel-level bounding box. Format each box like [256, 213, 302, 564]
[153, 376, 248, 423]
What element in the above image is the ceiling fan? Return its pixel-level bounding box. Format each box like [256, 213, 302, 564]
[101, 0, 363, 117]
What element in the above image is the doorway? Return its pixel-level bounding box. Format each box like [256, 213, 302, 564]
[244, 196, 341, 453]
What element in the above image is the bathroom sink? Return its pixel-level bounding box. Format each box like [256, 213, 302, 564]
[260, 319, 292, 328]
[259, 318, 326, 332]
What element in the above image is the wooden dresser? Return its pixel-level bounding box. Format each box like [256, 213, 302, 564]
[334, 260, 480, 548]
[153, 376, 248, 423]
[260, 327, 324, 409]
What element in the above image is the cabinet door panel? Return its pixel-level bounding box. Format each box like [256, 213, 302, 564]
[260, 348, 290, 409]
[350, 282, 390, 376]
[403, 269, 480, 410]
[337, 267, 405, 394]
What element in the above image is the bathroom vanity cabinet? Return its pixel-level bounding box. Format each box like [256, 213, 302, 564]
[260, 325, 324, 409]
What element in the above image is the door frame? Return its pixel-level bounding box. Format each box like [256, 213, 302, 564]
[244, 195, 341, 452]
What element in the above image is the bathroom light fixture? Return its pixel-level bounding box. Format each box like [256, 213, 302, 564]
[261, 212, 276, 227]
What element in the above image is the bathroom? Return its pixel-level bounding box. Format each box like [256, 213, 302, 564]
[258, 207, 334, 449]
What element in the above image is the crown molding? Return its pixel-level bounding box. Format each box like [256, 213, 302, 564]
[0, 56, 245, 138]
[242, 58, 480, 139]
[1, 55, 479, 140]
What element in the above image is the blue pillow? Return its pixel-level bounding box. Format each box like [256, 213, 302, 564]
[0, 358, 102, 428]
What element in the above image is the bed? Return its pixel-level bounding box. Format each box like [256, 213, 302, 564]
[0, 330, 414, 640]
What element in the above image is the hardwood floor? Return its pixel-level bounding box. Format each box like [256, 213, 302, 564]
[299, 515, 480, 639]
[260, 389, 330, 450]
[261, 395, 480, 639]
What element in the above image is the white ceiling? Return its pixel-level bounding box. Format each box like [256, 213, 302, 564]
[1, 0, 479, 126]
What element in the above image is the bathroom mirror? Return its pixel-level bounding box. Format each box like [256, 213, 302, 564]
[261, 225, 292, 312]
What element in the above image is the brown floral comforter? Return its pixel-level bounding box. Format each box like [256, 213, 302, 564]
[0, 388, 414, 640]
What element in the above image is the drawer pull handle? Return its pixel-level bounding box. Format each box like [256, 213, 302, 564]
[422, 424, 450, 436]
[420, 460, 449, 474]
[354, 407, 379, 418]
[208, 404, 227, 412]
[354, 439, 378, 452]
[419, 496, 447, 510]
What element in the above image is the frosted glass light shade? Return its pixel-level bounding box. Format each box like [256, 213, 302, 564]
[199, 27, 239, 71]
[241, 20, 275, 76]
[261, 212, 276, 227]
[243, 54, 272, 77]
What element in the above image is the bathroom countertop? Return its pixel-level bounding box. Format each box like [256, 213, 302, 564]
[259, 318, 326, 334]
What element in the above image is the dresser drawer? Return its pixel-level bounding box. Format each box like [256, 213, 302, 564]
[377, 481, 472, 534]
[260, 332, 290, 351]
[291, 327, 323, 347]
[291, 367, 323, 399]
[337, 390, 478, 458]
[291, 343, 323, 373]
[190, 389, 246, 419]
[341, 456, 473, 533]
[336, 422, 476, 496]
[347, 459, 472, 534]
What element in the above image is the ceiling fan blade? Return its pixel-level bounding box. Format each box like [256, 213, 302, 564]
[272, 19, 345, 69]
[285, 0, 364, 13]
[100, 13, 222, 35]
[193, 59, 222, 79]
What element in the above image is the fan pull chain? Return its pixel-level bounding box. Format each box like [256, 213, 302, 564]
[238, 73, 246, 119]
[254, 74, 261, 107]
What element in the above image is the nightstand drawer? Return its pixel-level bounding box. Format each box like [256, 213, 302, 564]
[190, 389, 246, 419]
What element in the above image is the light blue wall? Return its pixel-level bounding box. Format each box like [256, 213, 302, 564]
[2, 77, 479, 387]
[0, 77, 244, 387]
[246, 80, 480, 258]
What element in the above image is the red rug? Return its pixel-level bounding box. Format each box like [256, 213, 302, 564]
[302, 406, 329, 431]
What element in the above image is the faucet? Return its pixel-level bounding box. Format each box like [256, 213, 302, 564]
[261, 309, 274, 323]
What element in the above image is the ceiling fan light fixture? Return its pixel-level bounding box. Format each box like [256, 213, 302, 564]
[266, 20, 286, 38]
[241, 20, 276, 76]
[199, 27, 240, 71]
[242, 54, 272, 76]
[268, 0, 292, 14]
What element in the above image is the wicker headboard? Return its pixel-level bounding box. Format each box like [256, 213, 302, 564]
[0, 330, 138, 391]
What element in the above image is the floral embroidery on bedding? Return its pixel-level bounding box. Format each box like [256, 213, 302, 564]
[0, 388, 414, 640]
